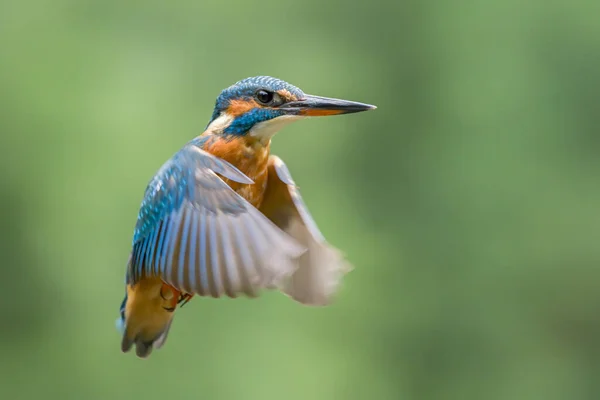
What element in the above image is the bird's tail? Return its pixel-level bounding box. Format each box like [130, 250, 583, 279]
[119, 313, 175, 358]
[117, 278, 180, 358]
[120, 317, 174, 358]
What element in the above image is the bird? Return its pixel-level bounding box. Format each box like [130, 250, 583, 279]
[116, 76, 376, 358]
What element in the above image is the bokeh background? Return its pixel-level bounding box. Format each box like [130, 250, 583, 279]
[1, 1, 599, 399]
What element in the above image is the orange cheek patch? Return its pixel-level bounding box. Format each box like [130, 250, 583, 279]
[300, 109, 345, 116]
[227, 99, 259, 117]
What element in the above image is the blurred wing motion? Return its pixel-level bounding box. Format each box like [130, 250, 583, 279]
[260, 156, 353, 306]
[128, 142, 306, 298]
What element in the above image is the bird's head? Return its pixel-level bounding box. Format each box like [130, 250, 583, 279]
[206, 76, 376, 141]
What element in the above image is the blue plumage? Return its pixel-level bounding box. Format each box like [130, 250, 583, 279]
[133, 136, 210, 245]
[126, 135, 261, 287]
[133, 166, 184, 245]
[224, 108, 283, 135]
[128, 137, 211, 284]
[209, 76, 305, 125]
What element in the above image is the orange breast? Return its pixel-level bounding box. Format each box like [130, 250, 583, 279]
[204, 135, 270, 208]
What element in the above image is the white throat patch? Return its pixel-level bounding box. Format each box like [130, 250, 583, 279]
[248, 115, 304, 142]
[206, 113, 235, 134]
[205, 112, 303, 142]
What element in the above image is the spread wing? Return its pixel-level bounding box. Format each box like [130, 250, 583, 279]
[128, 143, 306, 298]
[259, 155, 353, 306]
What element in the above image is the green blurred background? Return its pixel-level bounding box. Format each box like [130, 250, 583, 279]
[1, 1, 599, 399]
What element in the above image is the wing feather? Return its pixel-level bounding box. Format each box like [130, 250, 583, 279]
[259, 155, 353, 306]
[206, 207, 223, 297]
[128, 141, 306, 299]
[145, 225, 159, 276]
[165, 209, 183, 285]
[220, 217, 238, 297]
[153, 220, 167, 276]
[232, 217, 259, 296]
[157, 217, 171, 276]
[177, 208, 192, 290]
[185, 210, 198, 294]
[197, 210, 209, 295]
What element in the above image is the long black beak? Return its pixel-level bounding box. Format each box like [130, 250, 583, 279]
[279, 94, 376, 116]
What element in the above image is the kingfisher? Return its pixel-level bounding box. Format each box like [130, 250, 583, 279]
[116, 76, 376, 358]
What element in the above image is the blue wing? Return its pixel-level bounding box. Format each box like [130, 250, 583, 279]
[127, 138, 306, 298]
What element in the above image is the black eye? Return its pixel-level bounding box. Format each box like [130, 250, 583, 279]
[256, 89, 274, 104]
